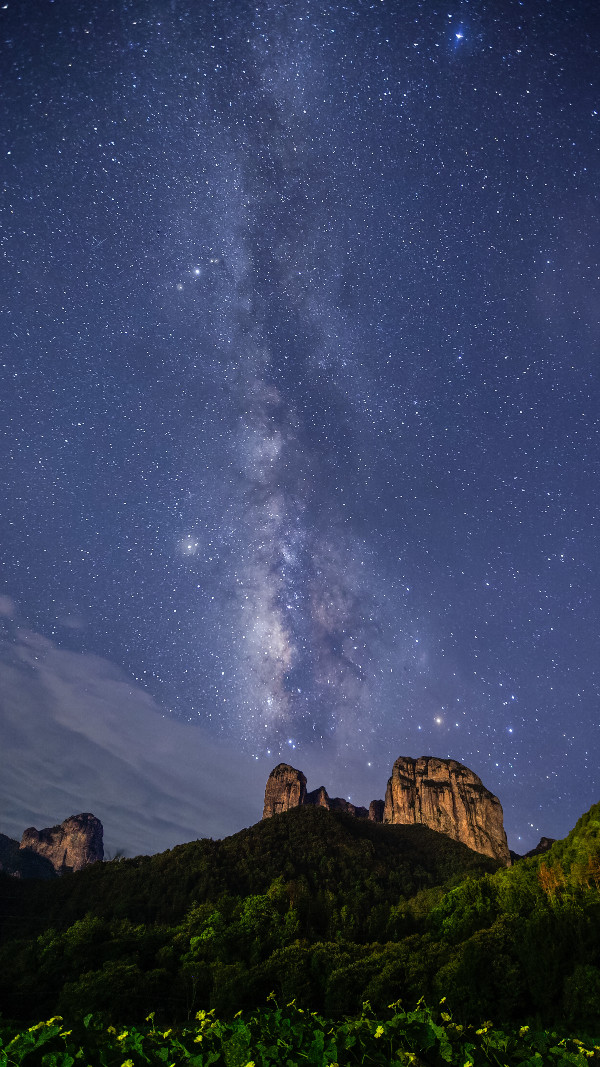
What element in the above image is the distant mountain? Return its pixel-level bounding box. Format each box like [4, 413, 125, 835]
[0, 832, 55, 879]
[0, 814, 103, 878]
[524, 835, 557, 858]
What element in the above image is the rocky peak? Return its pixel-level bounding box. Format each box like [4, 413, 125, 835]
[19, 813, 104, 874]
[524, 836, 556, 859]
[305, 786, 368, 818]
[305, 785, 330, 808]
[262, 756, 510, 865]
[0, 832, 56, 879]
[384, 756, 510, 865]
[262, 764, 307, 818]
[263, 766, 371, 821]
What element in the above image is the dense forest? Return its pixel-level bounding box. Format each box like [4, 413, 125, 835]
[1, 803, 599, 1037]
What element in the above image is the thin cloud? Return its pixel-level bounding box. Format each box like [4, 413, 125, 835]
[0, 628, 266, 857]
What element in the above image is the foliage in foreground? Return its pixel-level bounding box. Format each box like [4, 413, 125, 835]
[2, 999, 600, 1067]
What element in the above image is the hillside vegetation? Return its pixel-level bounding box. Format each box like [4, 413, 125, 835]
[1, 803, 599, 1035]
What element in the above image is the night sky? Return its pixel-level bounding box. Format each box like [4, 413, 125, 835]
[1, 0, 599, 856]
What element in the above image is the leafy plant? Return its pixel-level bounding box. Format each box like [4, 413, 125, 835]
[1, 999, 598, 1067]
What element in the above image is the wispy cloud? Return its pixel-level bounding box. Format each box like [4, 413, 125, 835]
[0, 596, 16, 618]
[0, 627, 266, 857]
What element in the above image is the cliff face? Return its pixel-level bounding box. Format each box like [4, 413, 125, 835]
[262, 764, 307, 818]
[384, 756, 510, 865]
[0, 832, 56, 879]
[263, 767, 369, 821]
[19, 813, 104, 874]
[262, 756, 510, 865]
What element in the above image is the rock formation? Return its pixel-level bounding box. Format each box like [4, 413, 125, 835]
[262, 756, 510, 865]
[262, 764, 307, 818]
[524, 836, 556, 859]
[0, 832, 56, 879]
[305, 787, 368, 818]
[19, 813, 104, 874]
[263, 765, 369, 820]
[383, 756, 510, 865]
[305, 785, 329, 809]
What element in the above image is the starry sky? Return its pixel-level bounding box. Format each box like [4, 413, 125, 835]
[1, 0, 599, 856]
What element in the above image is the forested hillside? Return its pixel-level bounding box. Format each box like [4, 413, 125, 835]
[1, 803, 599, 1034]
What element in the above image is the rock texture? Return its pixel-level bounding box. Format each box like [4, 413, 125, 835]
[384, 756, 510, 865]
[19, 813, 104, 874]
[0, 832, 56, 879]
[305, 786, 368, 817]
[262, 764, 307, 818]
[262, 756, 511, 866]
[305, 785, 330, 809]
[263, 766, 370, 821]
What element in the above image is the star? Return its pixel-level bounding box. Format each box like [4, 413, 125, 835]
[0, 0, 596, 859]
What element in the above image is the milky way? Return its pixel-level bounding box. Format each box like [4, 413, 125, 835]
[1, 0, 599, 851]
[154, 26, 416, 752]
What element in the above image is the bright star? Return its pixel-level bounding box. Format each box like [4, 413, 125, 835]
[178, 536, 199, 556]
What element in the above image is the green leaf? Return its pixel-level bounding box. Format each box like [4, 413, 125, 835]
[438, 1038, 454, 1063]
[203, 1053, 221, 1066]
